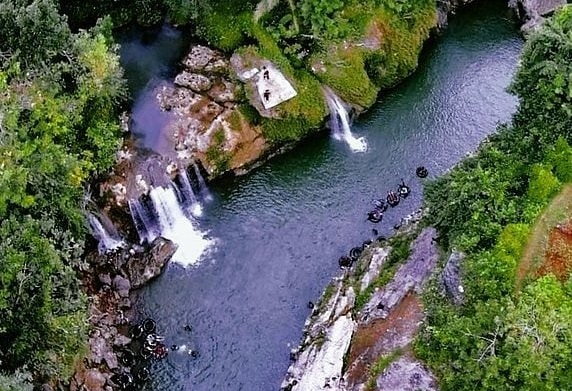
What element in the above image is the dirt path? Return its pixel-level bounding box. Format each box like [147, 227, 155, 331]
[516, 184, 572, 290]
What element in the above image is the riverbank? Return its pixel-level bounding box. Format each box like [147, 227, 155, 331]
[280, 209, 449, 390]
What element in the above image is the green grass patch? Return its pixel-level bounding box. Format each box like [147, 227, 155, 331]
[206, 127, 231, 174]
[354, 233, 415, 311]
[365, 2, 436, 89]
[311, 46, 379, 109]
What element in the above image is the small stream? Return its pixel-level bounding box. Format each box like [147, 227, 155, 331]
[117, 2, 523, 390]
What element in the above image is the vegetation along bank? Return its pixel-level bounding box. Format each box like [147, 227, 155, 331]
[0, 0, 568, 390]
[282, 4, 572, 391]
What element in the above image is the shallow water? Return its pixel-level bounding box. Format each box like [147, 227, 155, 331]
[120, 3, 523, 390]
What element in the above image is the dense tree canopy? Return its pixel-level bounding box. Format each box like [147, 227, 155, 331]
[416, 6, 572, 391]
[0, 0, 125, 386]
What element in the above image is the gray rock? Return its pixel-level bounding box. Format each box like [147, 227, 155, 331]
[183, 45, 218, 72]
[442, 250, 465, 305]
[118, 297, 131, 309]
[99, 273, 112, 286]
[103, 349, 118, 370]
[83, 369, 106, 391]
[113, 334, 132, 347]
[360, 227, 439, 323]
[509, 0, 567, 34]
[89, 336, 106, 365]
[112, 275, 130, 296]
[175, 71, 213, 92]
[125, 237, 177, 288]
[375, 356, 438, 391]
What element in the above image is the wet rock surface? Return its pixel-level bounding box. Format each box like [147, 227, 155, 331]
[125, 237, 177, 288]
[73, 238, 176, 391]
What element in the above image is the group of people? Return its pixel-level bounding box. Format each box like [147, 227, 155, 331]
[367, 179, 412, 223]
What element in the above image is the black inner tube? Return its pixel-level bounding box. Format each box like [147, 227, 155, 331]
[416, 166, 428, 178]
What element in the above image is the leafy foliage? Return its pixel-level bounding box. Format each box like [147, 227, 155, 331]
[416, 6, 572, 390]
[0, 0, 126, 385]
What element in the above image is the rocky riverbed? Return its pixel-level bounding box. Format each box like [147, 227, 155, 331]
[70, 238, 176, 391]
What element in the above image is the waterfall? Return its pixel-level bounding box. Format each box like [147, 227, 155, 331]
[128, 173, 212, 267]
[192, 160, 213, 202]
[323, 87, 368, 152]
[88, 214, 124, 254]
[174, 169, 203, 217]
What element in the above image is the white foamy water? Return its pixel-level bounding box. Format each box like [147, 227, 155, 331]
[323, 87, 368, 153]
[88, 214, 124, 254]
[146, 186, 212, 267]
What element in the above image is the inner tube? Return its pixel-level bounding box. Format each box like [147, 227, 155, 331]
[130, 324, 144, 340]
[140, 346, 152, 360]
[416, 166, 428, 178]
[142, 318, 156, 334]
[349, 246, 363, 260]
[135, 367, 150, 383]
[120, 350, 135, 367]
[387, 192, 400, 207]
[398, 184, 410, 198]
[153, 343, 168, 359]
[338, 255, 352, 268]
[367, 210, 383, 223]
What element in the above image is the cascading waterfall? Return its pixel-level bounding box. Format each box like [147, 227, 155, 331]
[192, 160, 213, 201]
[128, 169, 212, 267]
[175, 168, 203, 217]
[323, 87, 368, 152]
[88, 213, 124, 254]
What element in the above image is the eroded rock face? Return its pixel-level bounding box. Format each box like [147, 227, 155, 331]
[436, 0, 479, 30]
[509, 0, 567, 34]
[360, 228, 439, 324]
[282, 277, 356, 391]
[158, 44, 267, 175]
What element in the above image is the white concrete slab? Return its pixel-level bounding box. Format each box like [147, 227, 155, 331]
[256, 65, 297, 109]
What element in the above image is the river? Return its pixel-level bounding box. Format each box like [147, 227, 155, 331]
[118, 2, 523, 390]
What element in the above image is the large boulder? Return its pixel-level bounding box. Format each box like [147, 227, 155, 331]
[124, 237, 177, 288]
[442, 250, 465, 305]
[509, 0, 567, 34]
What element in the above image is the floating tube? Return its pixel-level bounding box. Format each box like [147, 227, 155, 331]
[416, 166, 428, 178]
[367, 210, 383, 223]
[387, 191, 400, 207]
[372, 199, 388, 213]
[338, 255, 352, 268]
[398, 184, 410, 198]
[349, 246, 363, 260]
[142, 318, 156, 334]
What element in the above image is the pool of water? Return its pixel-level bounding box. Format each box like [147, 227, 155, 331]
[121, 3, 523, 390]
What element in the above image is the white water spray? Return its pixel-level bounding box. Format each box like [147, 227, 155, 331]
[128, 171, 212, 267]
[323, 87, 368, 152]
[88, 214, 124, 254]
[192, 161, 213, 202]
